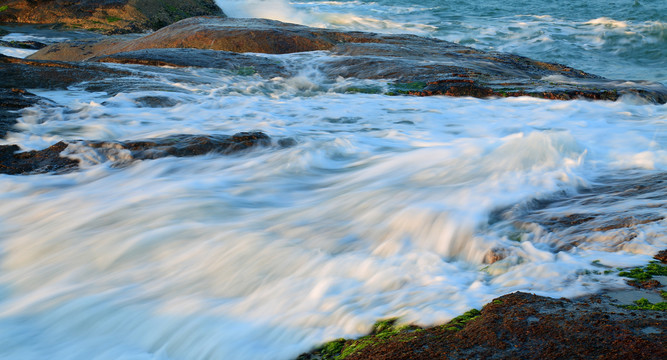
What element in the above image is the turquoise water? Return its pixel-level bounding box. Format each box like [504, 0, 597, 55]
[222, 0, 666, 82]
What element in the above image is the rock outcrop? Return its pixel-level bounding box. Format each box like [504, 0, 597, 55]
[27, 16, 667, 103]
[0, 0, 224, 33]
[0, 132, 275, 175]
[299, 291, 666, 360]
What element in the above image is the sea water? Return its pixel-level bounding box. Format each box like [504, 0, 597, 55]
[0, 1, 665, 359]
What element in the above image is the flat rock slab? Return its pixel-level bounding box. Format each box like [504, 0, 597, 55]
[299, 292, 666, 360]
[28, 17, 667, 103]
[0, 54, 134, 90]
[90, 48, 290, 77]
[0, 132, 275, 175]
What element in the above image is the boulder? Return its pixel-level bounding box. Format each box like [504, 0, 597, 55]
[0, 0, 224, 34]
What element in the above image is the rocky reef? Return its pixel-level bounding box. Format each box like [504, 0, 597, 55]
[24, 16, 667, 103]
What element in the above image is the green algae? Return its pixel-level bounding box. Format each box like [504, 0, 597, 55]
[443, 309, 481, 331]
[621, 298, 667, 311]
[386, 81, 427, 95]
[0, 5, 8, 12]
[236, 66, 256, 76]
[618, 261, 667, 281]
[344, 86, 383, 94]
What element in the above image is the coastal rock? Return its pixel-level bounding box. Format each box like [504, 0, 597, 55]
[27, 17, 667, 103]
[0, 54, 133, 89]
[300, 292, 666, 360]
[90, 48, 290, 77]
[81, 131, 273, 160]
[0, 39, 47, 49]
[0, 87, 50, 138]
[0, 141, 78, 174]
[655, 250, 667, 264]
[0, 0, 224, 34]
[499, 172, 667, 251]
[0, 132, 274, 175]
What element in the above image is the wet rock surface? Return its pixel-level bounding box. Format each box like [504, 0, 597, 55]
[0, 0, 224, 34]
[0, 39, 46, 49]
[80, 131, 273, 160]
[496, 171, 667, 250]
[0, 132, 275, 175]
[299, 292, 666, 360]
[0, 141, 78, 175]
[90, 48, 290, 77]
[27, 17, 667, 103]
[0, 54, 134, 90]
[0, 87, 50, 138]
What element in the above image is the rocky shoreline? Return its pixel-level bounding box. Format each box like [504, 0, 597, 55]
[1, 2, 666, 358]
[298, 252, 666, 360]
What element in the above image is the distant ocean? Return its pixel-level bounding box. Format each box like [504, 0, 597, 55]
[0, 1, 665, 359]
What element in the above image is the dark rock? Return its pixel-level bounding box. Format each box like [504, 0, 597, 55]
[300, 292, 667, 360]
[0, 28, 8, 36]
[0, 87, 50, 138]
[0, 39, 47, 49]
[82, 131, 272, 160]
[0, 132, 275, 175]
[27, 17, 667, 103]
[655, 250, 667, 264]
[497, 172, 667, 250]
[90, 48, 290, 77]
[0, 54, 133, 90]
[0, 0, 224, 34]
[0, 141, 78, 174]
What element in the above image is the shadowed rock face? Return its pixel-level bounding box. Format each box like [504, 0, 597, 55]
[299, 292, 667, 360]
[27, 17, 667, 103]
[0, 54, 134, 89]
[0, 88, 50, 138]
[0, 132, 275, 175]
[0, 0, 224, 33]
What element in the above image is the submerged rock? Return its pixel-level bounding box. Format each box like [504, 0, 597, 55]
[0, 88, 51, 139]
[0, 0, 224, 34]
[81, 131, 273, 160]
[299, 292, 666, 360]
[0, 132, 275, 175]
[498, 172, 667, 251]
[27, 17, 667, 103]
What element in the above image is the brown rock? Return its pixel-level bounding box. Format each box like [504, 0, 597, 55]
[0, 0, 224, 34]
[0, 141, 78, 174]
[301, 292, 667, 360]
[654, 250, 667, 264]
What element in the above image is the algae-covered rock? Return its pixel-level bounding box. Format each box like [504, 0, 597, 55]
[0, 0, 224, 34]
[298, 292, 666, 360]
